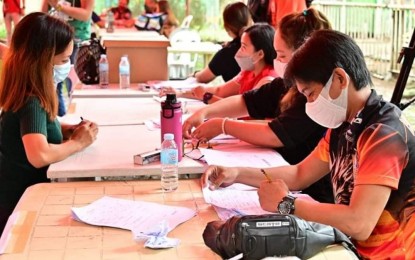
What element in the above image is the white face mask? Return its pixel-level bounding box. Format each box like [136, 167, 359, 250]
[305, 74, 348, 129]
[53, 61, 71, 86]
[234, 53, 256, 71]
[274, 59, 287, 78]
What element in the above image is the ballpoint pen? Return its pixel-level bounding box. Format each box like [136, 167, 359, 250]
[260, 169, 272, 183]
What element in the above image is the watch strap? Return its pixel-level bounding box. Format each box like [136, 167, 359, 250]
[203, 92, 213, 104]
[278, 194, 296, 214]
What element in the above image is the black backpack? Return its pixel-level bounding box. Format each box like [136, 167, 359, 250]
[74, 33, 106, 85]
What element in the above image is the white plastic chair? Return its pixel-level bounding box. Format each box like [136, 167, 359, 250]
[168, 28, 201, 79]
[180, 15, 193, 29]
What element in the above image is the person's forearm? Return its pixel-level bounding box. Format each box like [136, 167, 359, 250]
[41, 0, 48, 12]
[195, 68, 215, 83]
[61, 123, 77, 140]
[60, 5, 92, 21]
[224, 120, 283, 147]
[204, 95, 249, 119]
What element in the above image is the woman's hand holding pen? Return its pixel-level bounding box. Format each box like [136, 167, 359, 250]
[70, 118, 99, 150]
[201, 165, 239, 190]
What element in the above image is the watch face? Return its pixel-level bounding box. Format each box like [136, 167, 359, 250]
[278, 201, 291, 214]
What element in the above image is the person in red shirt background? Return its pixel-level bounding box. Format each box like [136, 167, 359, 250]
[2, 0, 25, 44]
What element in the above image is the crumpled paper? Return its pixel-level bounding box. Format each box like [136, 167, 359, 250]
[133, 220, 180, 249]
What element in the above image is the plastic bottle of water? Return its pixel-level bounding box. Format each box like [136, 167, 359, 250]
[106, 10, 114, 33]
[161, 133, 179, 192]
[119, 55, 130, 89]
[99, 54, 109, 88]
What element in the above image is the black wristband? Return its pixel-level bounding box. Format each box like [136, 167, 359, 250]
[203, 92, 213, 104]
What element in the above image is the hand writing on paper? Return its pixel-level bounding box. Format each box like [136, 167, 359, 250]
[258, 179, 289, 212]
[201, 165, 238, 190]
[70, 120, 99, 150]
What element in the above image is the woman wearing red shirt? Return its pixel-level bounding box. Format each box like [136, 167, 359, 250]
[2, 0, 25, 44]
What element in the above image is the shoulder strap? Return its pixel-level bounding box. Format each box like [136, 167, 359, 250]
[333, 228, 361, 259]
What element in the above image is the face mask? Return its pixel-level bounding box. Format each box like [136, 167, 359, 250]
[53, 61, 71, 86]
[274, 60, 287, 78]
[305, 74, 348, 129]
[234, 54, 255, 71]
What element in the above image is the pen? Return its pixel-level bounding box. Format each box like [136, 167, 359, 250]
[260, 169, 272, 183]
[80, 116, 84, 121]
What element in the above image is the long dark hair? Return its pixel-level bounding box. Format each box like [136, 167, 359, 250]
[223, 2, 253, 37]
[243, 23, 276, 66]
[0, 12, 73, 119]
[285, 30, 372, 91]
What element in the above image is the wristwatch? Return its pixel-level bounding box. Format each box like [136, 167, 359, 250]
[277, 195, 296, 214]
[203, 92, 213, 104]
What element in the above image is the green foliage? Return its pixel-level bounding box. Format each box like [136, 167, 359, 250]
[93, 0, 234, 42]
[0, 26, 6, 41]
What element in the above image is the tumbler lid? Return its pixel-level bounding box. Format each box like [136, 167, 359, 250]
[165, 93, 177, 104]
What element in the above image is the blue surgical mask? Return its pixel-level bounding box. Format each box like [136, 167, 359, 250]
[53, 61, 71, 86]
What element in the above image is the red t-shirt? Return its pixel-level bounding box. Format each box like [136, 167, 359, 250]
[235, 65, 277, 94]
[3, 0, 22, 15]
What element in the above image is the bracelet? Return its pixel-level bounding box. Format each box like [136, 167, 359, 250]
[192, 70, 199, 77]
[221, 117, 229, 135]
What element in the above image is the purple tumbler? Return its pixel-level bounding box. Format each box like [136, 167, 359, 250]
[161, 94, 183, 161]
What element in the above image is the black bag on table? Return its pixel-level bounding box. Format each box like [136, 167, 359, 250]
[203, 214, 360, 260]
[74, 33, 106, 85]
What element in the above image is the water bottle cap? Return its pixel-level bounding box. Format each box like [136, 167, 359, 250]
[165, 93, 177, 104]
[121, 56, 128, 61]
[163, 133, 174, 140]
[100, 54, 107, 58]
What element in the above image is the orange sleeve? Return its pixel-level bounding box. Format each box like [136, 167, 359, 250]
[355, 124, 408, 189]
[312, 129, 331, 163]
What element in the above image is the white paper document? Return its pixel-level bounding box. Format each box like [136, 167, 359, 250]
[148, 78, 201, 91]
[200, 142, 289, 168]
[203, 185, 271, 220]
[203, 183, 313, 220]
[71, 196, 196, 247]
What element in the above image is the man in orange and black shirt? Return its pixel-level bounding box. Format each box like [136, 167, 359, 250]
[202, 30, 415, 259]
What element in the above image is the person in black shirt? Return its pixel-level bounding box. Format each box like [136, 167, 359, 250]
[193, 2, 253, 83]
[202, 29, 415, 259]
[183, 9, 333, 203]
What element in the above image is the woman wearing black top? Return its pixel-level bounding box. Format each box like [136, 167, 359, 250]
[194, 2, 253, 83]
[183, 9, 334, 203]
